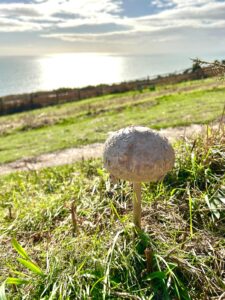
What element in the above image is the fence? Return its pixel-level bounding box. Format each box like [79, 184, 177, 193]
[0, 66, 217, 116]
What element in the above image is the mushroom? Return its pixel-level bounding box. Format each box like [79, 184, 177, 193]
[103, 126, 175, 229]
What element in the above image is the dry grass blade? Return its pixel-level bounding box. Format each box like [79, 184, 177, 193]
[71, 200, 78, 236]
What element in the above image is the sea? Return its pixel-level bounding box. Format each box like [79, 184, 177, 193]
[0, 53, 192, 97]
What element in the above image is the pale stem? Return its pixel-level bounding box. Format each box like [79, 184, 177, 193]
[133, 182, 142, 228]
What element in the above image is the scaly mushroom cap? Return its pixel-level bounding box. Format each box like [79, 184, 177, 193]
[103, 126, 175, 182]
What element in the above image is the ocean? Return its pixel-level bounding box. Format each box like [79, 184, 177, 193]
[0, 53, 190, 97]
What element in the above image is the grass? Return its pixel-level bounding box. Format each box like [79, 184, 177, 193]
[0, 77, 225, 163]
[0, 125, 224, 299]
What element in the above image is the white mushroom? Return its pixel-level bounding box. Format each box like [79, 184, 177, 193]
[103, 126, 175, 229]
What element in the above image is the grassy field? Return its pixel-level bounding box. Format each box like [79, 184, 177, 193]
[0, 77, 225, 163]
[0, 125, 224, 299]
[0, 77, 225, 299]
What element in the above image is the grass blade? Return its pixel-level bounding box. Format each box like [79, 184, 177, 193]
[0, 282, 7, 300]
[145, 271, 167, 280]
[17, 258, 44, 277]
[187, 187, 193, 237]
[12, 238, 30, 261]
[6, 278, 30, 285]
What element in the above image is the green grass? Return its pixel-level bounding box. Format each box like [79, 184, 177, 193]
[0, 77, 224, 164]
[0, 126, 224, 299]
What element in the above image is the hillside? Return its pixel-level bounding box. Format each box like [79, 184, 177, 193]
[0, 77, 225, 164]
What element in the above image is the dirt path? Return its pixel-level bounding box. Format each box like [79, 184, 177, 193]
[0, 124, 209, 175]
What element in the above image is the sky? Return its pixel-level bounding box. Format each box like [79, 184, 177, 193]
[0, 0, 225, 57]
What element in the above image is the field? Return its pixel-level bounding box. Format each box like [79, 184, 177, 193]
[0, 77, 225, 164]
[0, 77, 225, 299]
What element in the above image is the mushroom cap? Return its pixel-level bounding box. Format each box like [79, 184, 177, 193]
[103, 126, 175, 182]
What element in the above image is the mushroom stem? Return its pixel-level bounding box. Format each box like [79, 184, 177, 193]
[133, 182, 142, 228]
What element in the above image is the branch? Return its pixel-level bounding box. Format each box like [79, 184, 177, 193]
[192, 58, 225, 76]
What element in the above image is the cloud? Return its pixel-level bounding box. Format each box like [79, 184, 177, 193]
[152, 0, 214, 8]
[151, 0, 175, 9]
[0, 5, 41, 17]
[1, 0, 225, 32]
[155, 1, 225, 20]
[0, 0, 121, 32]
[0, 0, 225, 55]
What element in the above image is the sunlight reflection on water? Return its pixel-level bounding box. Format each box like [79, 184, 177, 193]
[39, 53, 124, 90]
[0, 53, 189, 96]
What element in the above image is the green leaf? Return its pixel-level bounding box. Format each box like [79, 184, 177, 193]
[17, 258, 44, 277]
[8, 270, 30, 278]
[145, 271, 167, 280]
[0, 282, 7, 300]
[12, 238, 30, 261]
[96, 168, 104, 177]
[6, 278, 30, 285]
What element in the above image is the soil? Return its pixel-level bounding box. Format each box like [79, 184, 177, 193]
[0, 124, 209, 175]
